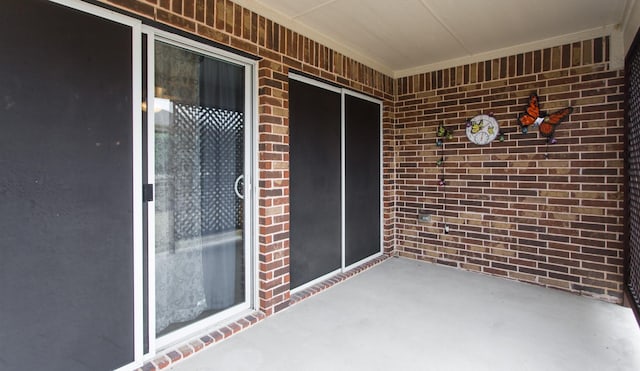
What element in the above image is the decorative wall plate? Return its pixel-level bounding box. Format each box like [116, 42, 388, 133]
[466, 114, 499, 145]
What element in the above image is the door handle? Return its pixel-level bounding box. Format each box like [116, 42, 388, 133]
[234, 175, 244, 200]
[143, 184, 154, 202]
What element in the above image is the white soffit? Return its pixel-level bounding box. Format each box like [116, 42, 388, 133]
[233, 0, 630, 78]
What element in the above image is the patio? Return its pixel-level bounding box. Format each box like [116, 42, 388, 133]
[168, 257, 640, 371]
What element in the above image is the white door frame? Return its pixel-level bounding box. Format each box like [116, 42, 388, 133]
[288, 72, 384, 293]
[44, 1, 258, 369]
[48, 1, 144, 370]
[142, 26, 257, 355]
[342, 89, 384, 273]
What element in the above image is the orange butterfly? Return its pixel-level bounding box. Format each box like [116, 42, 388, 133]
[518, 93, 573, 138]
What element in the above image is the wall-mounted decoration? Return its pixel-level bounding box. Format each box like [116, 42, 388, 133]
[435, 122, 453, 233]
[435, 122, 453, 188]
[436, 122, 453, 140]
[466, 114, 500, 145]
[517, 93, 573, 141]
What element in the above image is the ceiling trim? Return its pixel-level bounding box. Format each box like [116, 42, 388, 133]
[394, 25, 621, 78]
[232, 1, 622, 80]
[623, 0, 639, 51]
[231, 0, 394, 77]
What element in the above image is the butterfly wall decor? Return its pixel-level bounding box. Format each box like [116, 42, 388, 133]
[518, 93, 573, 142]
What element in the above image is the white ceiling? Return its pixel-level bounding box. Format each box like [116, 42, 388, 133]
[232, 0, 631, 77]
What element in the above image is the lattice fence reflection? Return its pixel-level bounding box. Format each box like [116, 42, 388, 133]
[171, 103, 244, 240]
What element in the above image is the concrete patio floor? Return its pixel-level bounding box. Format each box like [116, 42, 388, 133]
[169, 257, 640, 371]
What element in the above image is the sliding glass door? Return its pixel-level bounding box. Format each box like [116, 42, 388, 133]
[147, 36, 253, 347]
[288, 74, 382, 290]
[0, 1, 141, 369]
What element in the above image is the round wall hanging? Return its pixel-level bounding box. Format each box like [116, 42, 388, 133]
[466, 114, 499, 145]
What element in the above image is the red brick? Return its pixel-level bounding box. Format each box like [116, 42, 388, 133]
[99, 0, 623, 320]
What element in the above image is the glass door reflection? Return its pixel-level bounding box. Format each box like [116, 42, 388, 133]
[153, 40, 246, 337]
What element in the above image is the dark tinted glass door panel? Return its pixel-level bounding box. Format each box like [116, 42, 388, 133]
[289, 79, 342, 288]
[0, 1, 135, 370]
[345, 94, 381, 266]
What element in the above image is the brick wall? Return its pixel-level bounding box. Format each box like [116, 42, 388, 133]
[395, 37, 626, 303]
[96, 0, 396, 315]
[95, 1, 625, 308]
